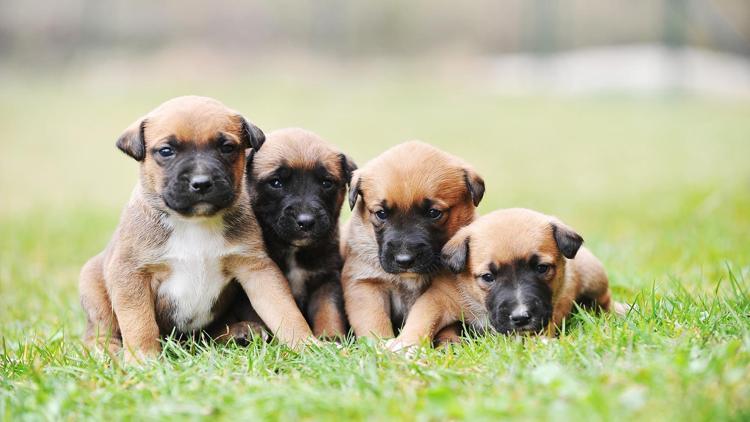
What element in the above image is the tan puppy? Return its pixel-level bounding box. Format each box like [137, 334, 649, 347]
[246, 128, 356, 338]
[342, 141, 484, 339]
[79, 96, 314, 361]
[390, 208, 624, 350]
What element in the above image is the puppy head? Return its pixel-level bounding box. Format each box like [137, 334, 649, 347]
[349, 141, 484, 275]
[442, 208, 583, 334]
[248, 128, 356, 246]
[116, 96, 264, 218]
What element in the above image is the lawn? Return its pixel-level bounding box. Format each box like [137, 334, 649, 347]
[1, 69, 749, 420]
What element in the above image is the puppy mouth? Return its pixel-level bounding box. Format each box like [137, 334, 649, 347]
[290, 237, 315, 247]
[272, 224, 324, 246]
[492, 323, 544, 335]
[187, 202, 220, 217]
[381, 259, 442, 276]
[164, 200, 223, 218]
[378, 248, 443, 275]
[490, 315, 550, 335]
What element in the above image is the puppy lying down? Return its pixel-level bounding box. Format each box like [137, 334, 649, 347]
[389, 208, 627, 350]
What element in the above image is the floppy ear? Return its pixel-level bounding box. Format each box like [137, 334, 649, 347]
[339, 154, 358, 187]
[116, 118, 147, 161]
[551, 220, 584, 259]
[238, 117, 265, 151]
[244, 148, 256, 181]
[441, 230, 470, 274]
[348, 171, 362, 210]
[463, 167, 485, 207]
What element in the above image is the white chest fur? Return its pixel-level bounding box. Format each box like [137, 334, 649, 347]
[157, 217, 236, 332]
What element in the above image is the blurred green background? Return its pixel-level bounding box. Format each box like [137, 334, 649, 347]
[0, 1, 749, 418]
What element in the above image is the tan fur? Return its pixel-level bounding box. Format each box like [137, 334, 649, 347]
[253, 128, 346, 181]
[390, 208, 621, 350]
[79, 96, 314, 362]
[308, 282, 347, 338]
[341, 141, 483, 339]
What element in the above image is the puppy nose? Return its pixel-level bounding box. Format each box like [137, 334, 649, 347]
[189, 175, 213, 193]
[394, 253, 415, 268]
[509, 310, 531, 327]
[296, 213, 315, 231]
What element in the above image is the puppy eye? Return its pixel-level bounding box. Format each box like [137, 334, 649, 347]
[269, 179, 283, 189]
[375, 210, 387, 220]
[321, 179, 334, 189]
[426, 208, 442, 219]
[219, 142, 237, 154]
[536, 264, 550, 274]
[158, 147, 175, 158]
[480, 273, 496, 283]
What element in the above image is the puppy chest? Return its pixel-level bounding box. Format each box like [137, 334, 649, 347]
[389, 279, 428, 327]
[284, 251, 321, 306]
[156, 220, 238, 333]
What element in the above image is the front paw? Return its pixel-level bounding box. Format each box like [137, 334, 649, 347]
[385, 337, 416, 352]
[85, 336, 123, 357]
[123, 346, 160, 364]
[226, 321, 269, 346]
[298, 336, 323, 349]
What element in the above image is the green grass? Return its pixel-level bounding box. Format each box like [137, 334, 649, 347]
[1, 70, 749, 420]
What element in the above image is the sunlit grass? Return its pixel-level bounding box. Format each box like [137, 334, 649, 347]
[1, 72, 749, 420]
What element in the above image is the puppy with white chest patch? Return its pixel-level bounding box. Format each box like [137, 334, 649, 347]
[246, 128, 356, 338]
[342, 141, 484, 339]
[389, 208, 626, 350]
[79, 96, 314, 361]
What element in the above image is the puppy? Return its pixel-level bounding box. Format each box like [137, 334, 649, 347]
[390, 208, 624, 349]
[246, 128, 356, 338]
[79, 96, 314, 361]
[342, 141, 484, 339]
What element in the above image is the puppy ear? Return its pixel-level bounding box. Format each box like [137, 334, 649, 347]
[463, 168, 485, 207]
[244, 148, 256, 181]
[348, 172, 362, 210]
[441, 230, 470, 274]
[339, 154, 358, 187]
[551, 220, 584, 259]
[238, 117, 265, 151]
[116, 119, 147, 161]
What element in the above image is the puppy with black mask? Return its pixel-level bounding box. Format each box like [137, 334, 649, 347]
[342, 141, 484, 340]
[388, 208, 627, 351]
[79, 97, 316, 362]
[246, 128, 356, 338]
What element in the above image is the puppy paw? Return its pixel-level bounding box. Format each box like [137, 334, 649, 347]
[613, 301, 633, 316]
[385, 338, 417, 353]
[220, 321, 269, 346]
[123, 347, 160, 365]
[300, 336, 323, 349]
[85, 336, 123, 357]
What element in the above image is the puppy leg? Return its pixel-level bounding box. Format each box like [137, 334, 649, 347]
[233, 260, 315, 348]
[307, 281, 347, 339]
[108, 268, 161, 362]
[433, 322, 462, 347]
[388, 283, 459, 351]
[79, 253, 121, 353]
[549, 285, 577, 335]
[593, 290, 631, 316]
[573, 247, 624, 315]
[209, 321, 268, 346]
[344, 279, 394, 339]
[550, 299, 574, 330]
[205, 293, 268, 345]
